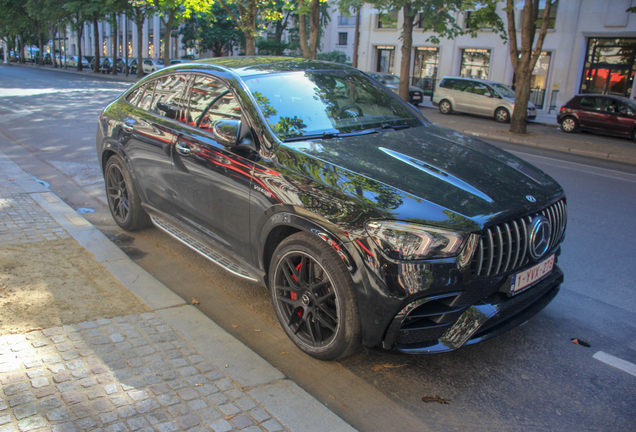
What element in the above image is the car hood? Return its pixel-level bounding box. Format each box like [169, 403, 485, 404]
[282, 123, 562, 228]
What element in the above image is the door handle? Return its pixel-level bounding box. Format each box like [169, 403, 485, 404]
[175, 141, 191, 156]
[122, 123, 134, 133]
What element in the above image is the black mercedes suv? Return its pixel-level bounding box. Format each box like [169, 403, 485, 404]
[97, 57, 567, 360]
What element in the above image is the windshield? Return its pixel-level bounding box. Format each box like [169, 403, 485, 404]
[157, 59, 164, 65]
[490, 83, 516, 98]
[382, 75, 400, 85]
[244, 70, 423, 140]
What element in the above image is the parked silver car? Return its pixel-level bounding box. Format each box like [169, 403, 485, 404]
[432, 76, 536, 123]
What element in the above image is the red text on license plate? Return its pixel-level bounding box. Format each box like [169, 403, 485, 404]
[510, 255, 555, 295]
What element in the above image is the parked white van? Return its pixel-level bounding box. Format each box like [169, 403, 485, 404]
[432, 76, 536, 123]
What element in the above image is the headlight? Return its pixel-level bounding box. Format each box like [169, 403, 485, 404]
[365, 221, 468, 260]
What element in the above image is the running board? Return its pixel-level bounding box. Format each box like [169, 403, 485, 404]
[150, 216, 258, 282]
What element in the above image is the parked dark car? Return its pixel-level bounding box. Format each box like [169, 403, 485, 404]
[67, 55, 90, 69]
[97, 57, 567, 360]
[116, 57, 137, 74]
[557, 94, 636, 141]
[368, 72, 424, 105]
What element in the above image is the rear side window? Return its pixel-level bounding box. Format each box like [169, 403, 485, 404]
[580, 97, 602, 111]
[138, 79, 157, 111]
[470, 82, 491, 96]
[149, 74, 190, 121]
[603, 99, 625, 114]
[126, 85, 145, 106]
[440, 79, 455, 89]
[186, 75, 231, 126]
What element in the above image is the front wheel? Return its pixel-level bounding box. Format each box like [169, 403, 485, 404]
[560, 116, 579, 133]
[439, 100, 452, 114]
[104, 154, 150, 231]
[495, 107, 510, 123]
[269, 232, 361, 360]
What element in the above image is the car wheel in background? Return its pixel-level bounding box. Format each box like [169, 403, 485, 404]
[439, 100, 452, 114]
[105, 155, 150, 231]
[560, 116, 579, 133]
[495, 107, 510, 123]
[269, 232, 361, 360]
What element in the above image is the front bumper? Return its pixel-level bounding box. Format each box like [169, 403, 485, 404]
[389, 266, 563, 354]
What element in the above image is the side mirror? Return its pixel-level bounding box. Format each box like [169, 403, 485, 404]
[212, 119, 241, 147]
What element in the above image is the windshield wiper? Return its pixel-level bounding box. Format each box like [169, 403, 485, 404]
[282, 129, 379, 142]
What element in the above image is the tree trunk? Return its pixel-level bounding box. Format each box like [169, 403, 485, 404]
[112, 14, 118, 75]
[37, 29, 44, 66]
[76, 24, 84, 71]
[136, 18, 144, 78]
[510, 70, 532, 133]
[52, 28, 58, 68]
[93, 18, 100, 73]
[352, 8, 360, 68]
[399, 4, 414, 101]
[162, 10, 177, 66]
[18, 35, 24, 64]
[298, 0, 310, 59]
[308, 0, 320, 59]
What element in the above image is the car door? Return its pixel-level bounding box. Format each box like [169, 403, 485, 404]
[121, 74, 190, 216]
[577, 96, 606, 130]
[469, 82, 496, 116]
[451, 80, 473, 113]
[170, 74, 254, 260]
[603, 98, 634, 136]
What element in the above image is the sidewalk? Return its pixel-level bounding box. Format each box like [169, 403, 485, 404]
[0, 149, 356, 432]
[2, 62, 140, 83]
[418, 100, 636, 165]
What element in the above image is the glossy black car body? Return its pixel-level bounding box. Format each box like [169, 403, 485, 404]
[557, 94, 636, 141]
[97, 57, 567, 359]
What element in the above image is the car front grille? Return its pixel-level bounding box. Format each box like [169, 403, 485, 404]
[471, 199, 567, 277]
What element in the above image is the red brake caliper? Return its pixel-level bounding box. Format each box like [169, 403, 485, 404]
[291, 262, 303, 317]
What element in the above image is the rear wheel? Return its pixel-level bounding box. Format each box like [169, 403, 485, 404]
[269, 232, 361, 360]
[560, 116, 578, 133]
[105, 154, 150, 231]
[439, 100, 452, 114]
[495, 107, 510, 123]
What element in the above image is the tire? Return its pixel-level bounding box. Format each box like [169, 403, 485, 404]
[495, 107, 510, 123]
[439, 100, 452, 115]
[560, 116, 578, 133]
[104, 154, 150, 231]
[269, 232, 361, 360]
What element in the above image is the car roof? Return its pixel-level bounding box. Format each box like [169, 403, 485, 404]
[190, 56, 355, 77]
[574, 94, 634, 103]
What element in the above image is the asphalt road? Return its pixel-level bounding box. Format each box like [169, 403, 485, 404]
[1, 65, 635, 432]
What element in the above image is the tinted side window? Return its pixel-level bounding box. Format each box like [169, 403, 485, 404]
[138, 79, 157, 111]
[580, 97, 602, 110]
[440, 79, 455, 89]
[603, 99, 624, 114]
[187, 75, 230, 126]
[454, 80, 472, 91]
[126, 84, 145, 106]
[149, 74, 189, 121]
[198, 92, 242, 133]
[471, 83, 491, 96]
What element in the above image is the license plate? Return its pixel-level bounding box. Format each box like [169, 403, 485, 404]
[509, 255, 555, 295]
[413, 95, 421, 99]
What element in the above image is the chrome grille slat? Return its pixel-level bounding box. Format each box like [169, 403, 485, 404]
[471, 199, 567, 277]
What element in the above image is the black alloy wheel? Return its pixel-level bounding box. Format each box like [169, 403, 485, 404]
[105, 155, 150, 231]
[269, 232, 361, 360]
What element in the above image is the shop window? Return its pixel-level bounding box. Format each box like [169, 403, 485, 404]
[460, 48, 491, 79]
[581, 38, 636, 97]
[376, 46, 395, 74]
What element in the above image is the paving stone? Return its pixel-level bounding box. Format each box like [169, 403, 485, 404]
[47, 364, 64, 374]
[129, 339, 147, 348]
[53, 372, 72, 384]
[61, 351, 79, 361]
[194, 384, 219, 397]
[45, 408, 70, 422]
[16, 416, 46, 432]
[231, 415, 253, 430]
[248, 409, 270, 423]
[235, 398, 256, 411]
[206, 372, 224, 381]
[186, 356, 206, 365]
[99, 412, 118, 424]
[104, 422, 128, 432]
[177, 388, 199, 402]
[209, 420, 233, 432]
[91, 366, 108, 375]
[34, 387, 55, 399]
[184, 376, 208, 387]
[149, 384, 169, 396]
[186, 399, 208, 411]
[78, 378, 97, 388]
[109, 395, 129, 407]
[9, 393, 35, 407]
[146, 413, 170, 425]
[56, 382, 77, 393]
[14, 403, 37, 420]
[206, 394, 228, 406]
[61, 392, 82, 405]
[38, 396, 61, 411]
[242, 427, 262, 432]
[126, 391, 148, 402]
[71, 370, 89, 379]
[135, 399, 160, 414]
[0, 414, 10, 426]
[224, 390, 245, 400]
[65, 360, 84, 370]
[218, 404, 239, 416]
[154, 422, 178, 432]
[175, 414, 200, 430]
[0, 399, 6, 411]
[70, 403, 92, 418]
[177, 367, 198, 377]
[75, 419, 97, 431]
[4, 382, 29, 396]
[261, 420, 283, 432]
[87, 388, 105, 400]
[0, 423, 17, 432]
[92, 399, 111, 412]
[23, 359, 43, 369]
[78, 322, 98, 329]
[26, 370, 44, 379]
[126, 418, 149, 431]
[117, 405, 137, 419]
[197, 407, 221, 422]
[42, 328, 64, 337]
[169, 359, 188, 368]
[104, 384, 118, 395]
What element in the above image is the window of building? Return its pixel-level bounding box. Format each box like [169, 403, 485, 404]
[338, 32, 348, 46]
[375, 46, 395, 74]
[518, 0, 558, 30]
[412, 47, 439, 92]
[148, 19, 154, 57]
[581, 38, 636, 97]
[464, 11, 493, 30]
[377, 10, 398, 29]
[460, 48, 491, 79]
[338, 15, 357, 26]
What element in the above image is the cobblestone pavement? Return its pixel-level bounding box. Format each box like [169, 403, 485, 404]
[0, 168, 71, 245]
[0, 314, 287, 432]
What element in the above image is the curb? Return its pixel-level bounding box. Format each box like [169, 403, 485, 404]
[0, 148, 357, 432]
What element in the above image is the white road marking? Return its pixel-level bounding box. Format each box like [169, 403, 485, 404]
[509, 150, 636, 183]
[593, 351, 636, 378]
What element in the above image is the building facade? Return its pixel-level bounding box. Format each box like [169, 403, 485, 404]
[324, 0, 636, 111]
